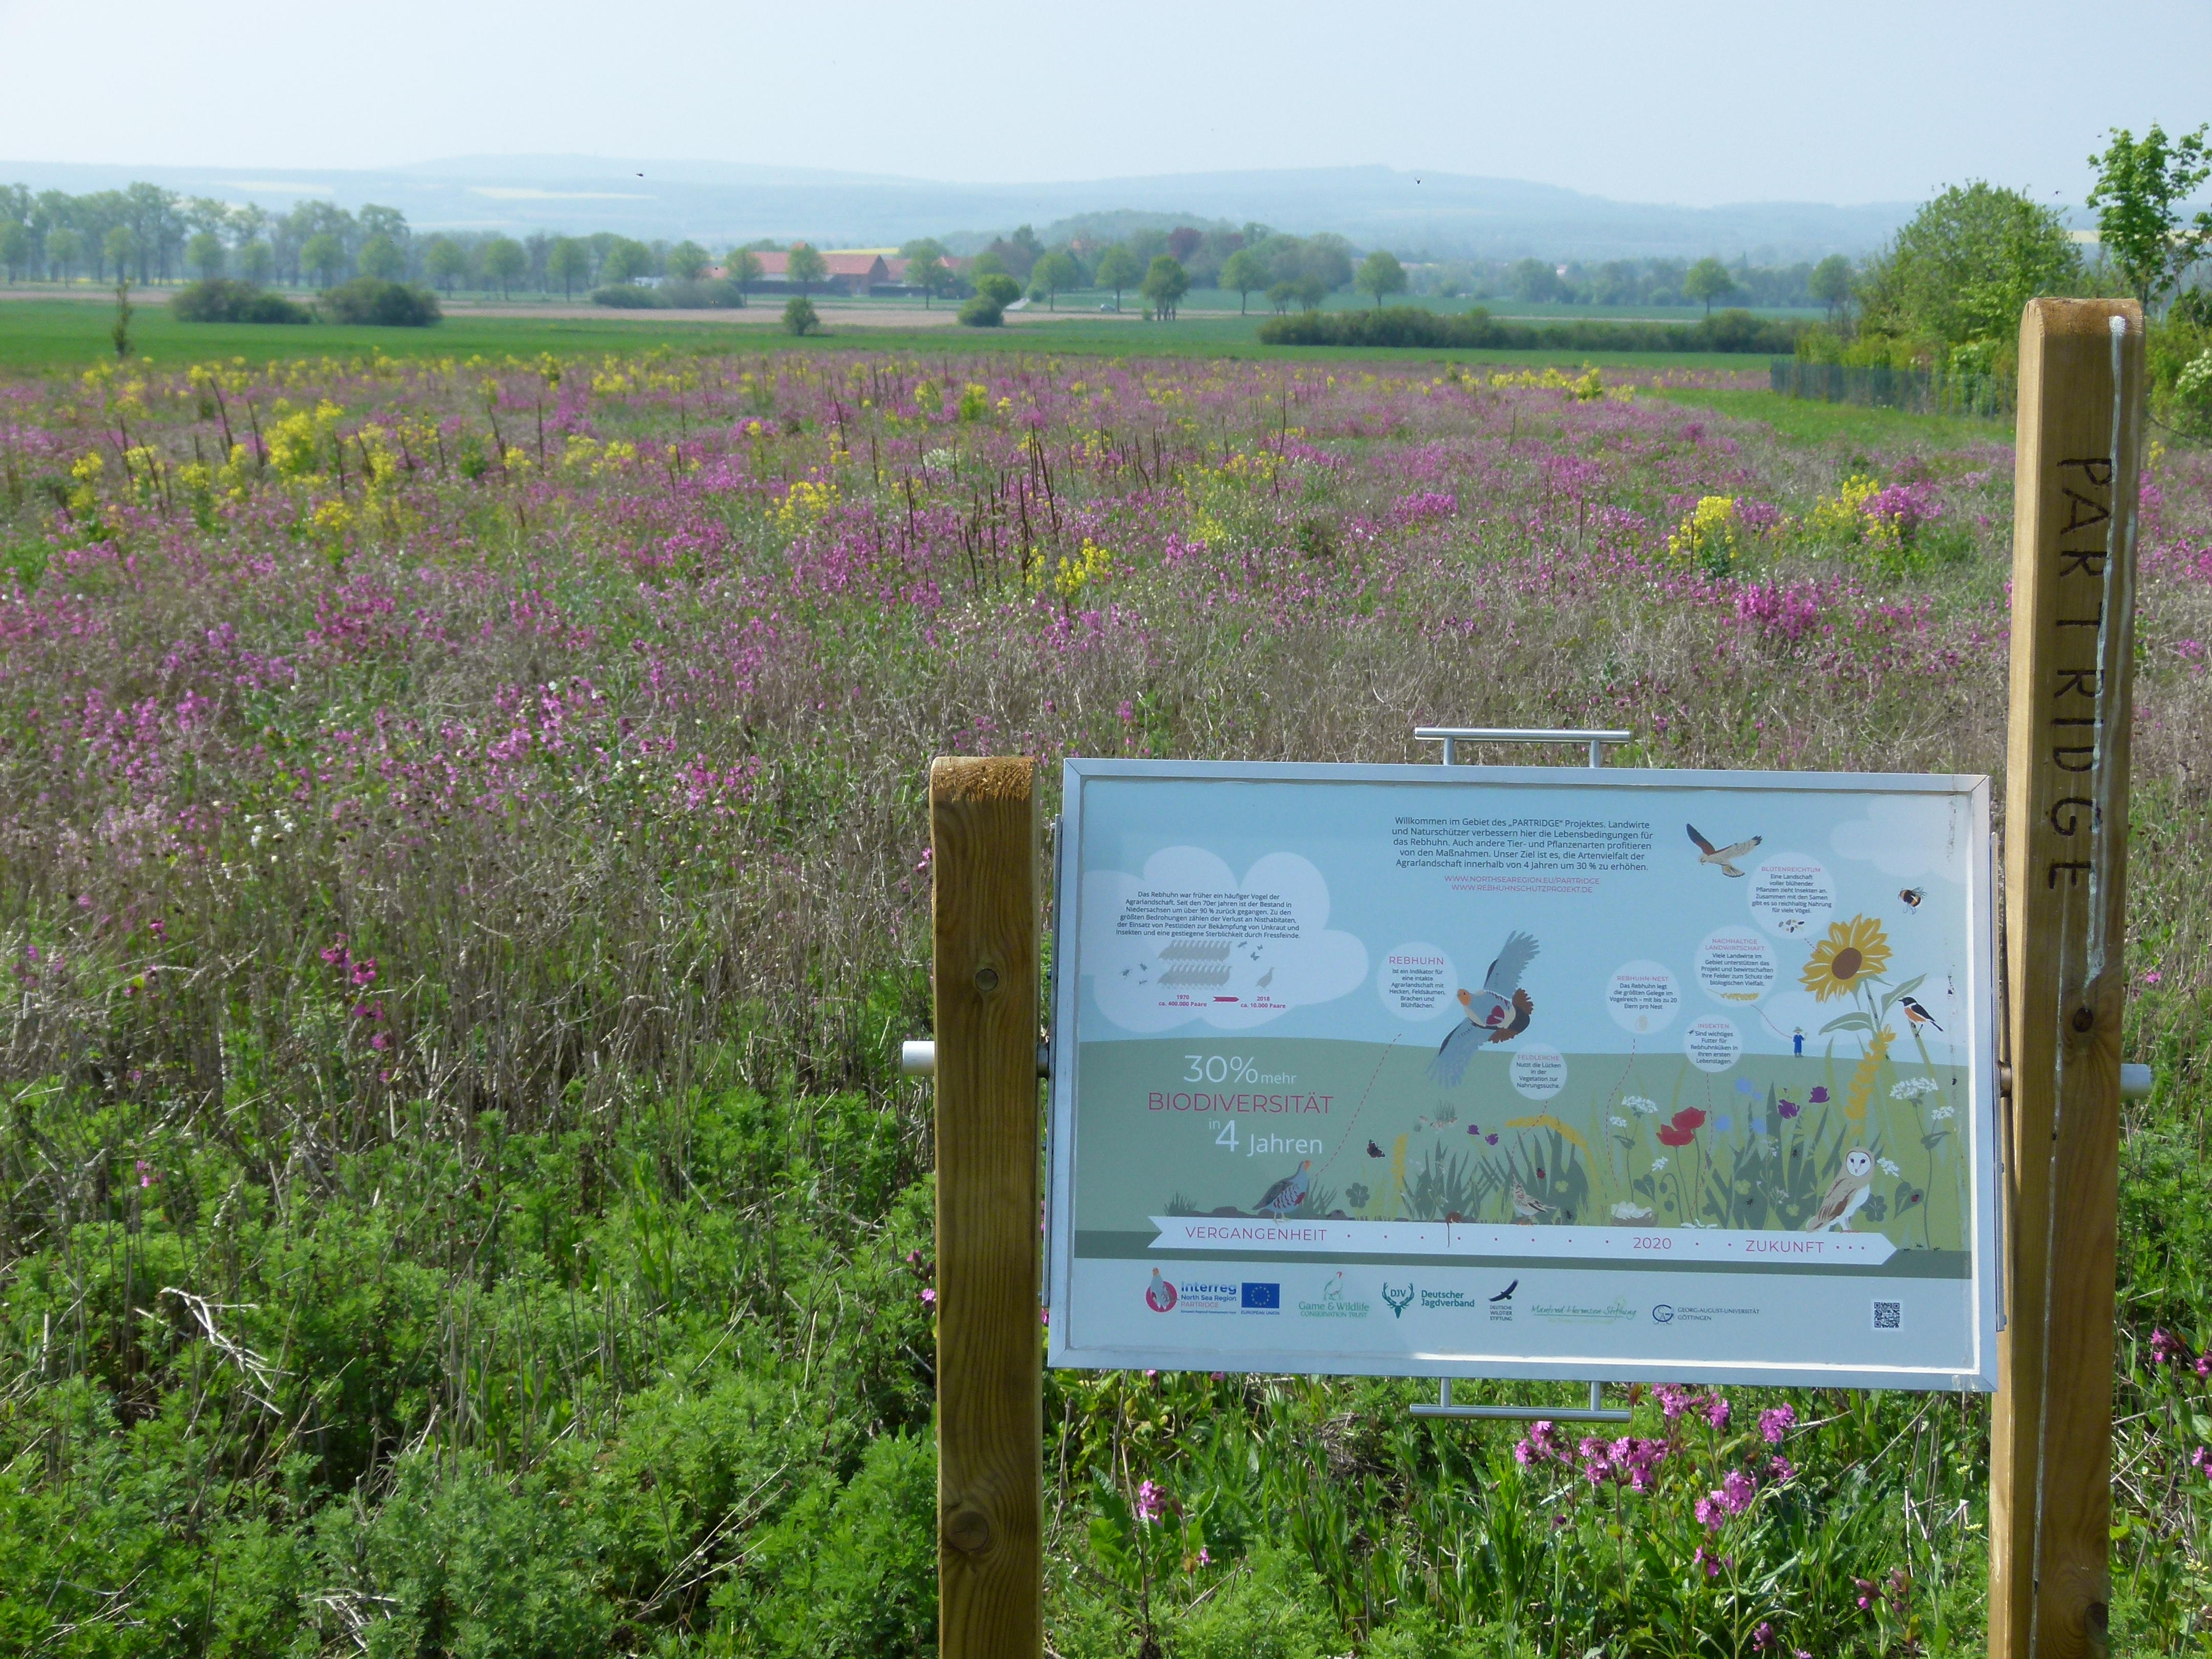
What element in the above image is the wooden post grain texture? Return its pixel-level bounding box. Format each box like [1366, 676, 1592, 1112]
[1990, 299, 2144, 1659]
[930, 756, 1043, 1659]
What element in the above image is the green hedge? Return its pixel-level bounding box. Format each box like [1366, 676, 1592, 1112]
[1257, 305, 1805, 354]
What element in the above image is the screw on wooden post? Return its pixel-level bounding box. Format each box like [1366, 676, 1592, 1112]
[929, 756, 1043, 1659]
[1990, 299, 2144, 1659]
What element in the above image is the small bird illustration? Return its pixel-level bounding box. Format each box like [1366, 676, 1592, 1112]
[1367, 1140, 1386, 1158]
[1509, 1180, 1555, 1223]
[1257, 968, 1274, 988]
[1899, 996, 1943, 1032]
[1687, 823, 1762, 878]
[1429, 931, 1539, 1086]
[1806, 1149, 1876, 1232]
[1254, 1160, 1312, 1218]
[1490, 1279, 1519, 1303]
[1900, 887, 1924, 908]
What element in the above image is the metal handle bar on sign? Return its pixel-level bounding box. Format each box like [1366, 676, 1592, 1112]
[1412, 724, 1635, 1424]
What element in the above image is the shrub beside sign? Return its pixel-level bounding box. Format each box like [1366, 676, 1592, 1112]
[1045, 759, 1997, 1391]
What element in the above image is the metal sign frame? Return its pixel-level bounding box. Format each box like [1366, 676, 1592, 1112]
[1044, 756, 2000, 1392]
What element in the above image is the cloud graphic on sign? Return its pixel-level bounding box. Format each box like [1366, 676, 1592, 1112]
[1830, 796, 1968, 883]
[1082, 846, 1368, 1032]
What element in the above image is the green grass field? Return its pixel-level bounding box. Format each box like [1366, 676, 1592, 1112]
[1648, 384, 2013, 448]
[0, 294, 1773, 375]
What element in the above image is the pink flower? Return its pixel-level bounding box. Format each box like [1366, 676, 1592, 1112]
[1809, 1086, 1829, 1104]
[1753, 1623, 1775, 1651]
[1655, 1384, 1692, 1420]
[1705, 1395, 1732, 1431]
[368, 1031, 391, 1051]
[920, 1287, 936, 1306]
[147, 919, 165, 940]
[1197, 1546, 1211, 1566]
[320, 936, 349, 966]
[1693, 1544, 1723, 1577]
[1695, 1495, 1725, 1532]
[2143, 969, 2163, 986]
[1759, 1405, 1796, 1443]
[350, 956, 378, 986]
[134, 1159, 156, 1188]
[1720, 1469, 1756, 1513]
[1134, 1480, 1166, 1524]
[1768, 1455, 1796, 1482]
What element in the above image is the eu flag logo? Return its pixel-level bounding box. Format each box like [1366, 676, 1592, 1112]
[1241, 1283, 1280, 1310]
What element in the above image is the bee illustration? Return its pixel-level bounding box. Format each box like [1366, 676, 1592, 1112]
[1900, 887, 1924, 908]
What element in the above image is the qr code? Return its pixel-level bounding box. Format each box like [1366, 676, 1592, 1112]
[1873, 1300, 1903, 1331]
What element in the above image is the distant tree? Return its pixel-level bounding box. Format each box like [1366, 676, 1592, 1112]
[0, 221, 28, 284]
[423, 236, 470, 294]
[1219, 246, 1269, 314]
[900, 239, 953, 308]
[1168, 226, 1203, 263]
[1094, 244, 1143, 311]
[1857, 182, 2081, 349]
[300, 231, 345, 288]
[1028, 250, 1079, 311]
[103, 225, 138, 284]
[1808, 254, 1854, 321]
[547, 237, 591, 298]
[786, 242, 828, 295]
[721, 247, 763, 304]
[1300, 234, 1354, 296]
[600, 239, 654, 286]
[357, 233, 405, 281]
[185, 229, 225, 281]
[782, 295, 819, 335]
[1139, 256, 1189, 320]
[666, 240, 711, 283]
[357, 203, 409, 247]
[1683, 257, 1737, 316]
[1509, 258, 1566, 304]
[1007, 223, 1045, 268]
[1356, 249, 1408, 308]
[970, 249, 1010, 281]
[45, 227, 82, 282]
[481, 237, 527, 299]
[2087, 122, 2212, 308]
[237, 239, 274, 285]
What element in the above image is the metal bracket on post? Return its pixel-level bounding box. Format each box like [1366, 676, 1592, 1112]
[1408, 724, 1636, 1427]
[1411, 1377, 1631, 1423]
[1416, 727, 1634, 769]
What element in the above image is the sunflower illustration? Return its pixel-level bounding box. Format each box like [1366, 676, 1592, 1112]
[1801, 914, 1892, 1001]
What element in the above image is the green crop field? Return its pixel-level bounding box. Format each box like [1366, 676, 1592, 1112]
[0, 294, 1778, 375]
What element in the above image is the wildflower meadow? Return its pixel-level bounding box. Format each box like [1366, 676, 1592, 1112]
[1, 344, 2209, 1655]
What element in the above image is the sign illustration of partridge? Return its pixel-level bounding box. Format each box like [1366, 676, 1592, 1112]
[1429, 931, 1538, 1086]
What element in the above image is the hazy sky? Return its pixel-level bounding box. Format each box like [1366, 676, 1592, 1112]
[3, 0, 2208, 207]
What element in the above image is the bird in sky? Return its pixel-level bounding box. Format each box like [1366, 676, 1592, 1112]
[1509, 1180, 1555, 1223]
[1428, 931, 1538, 1086]
[1687, 823, 1763, 878]
[1255, 1160, 1312, 1218]
[1490, 1279, 1519, 1303]
[1806, 1149, 1876, 1232]
[1899, 996, 1943, 1032]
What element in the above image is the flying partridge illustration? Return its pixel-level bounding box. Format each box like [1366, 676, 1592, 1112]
[1805, 1148, 1876, 1233]
[1429, 930, 1539, 1085]
[1255, 1159, 1312, 1218]
[1509, 1180, 1556, 1223]
[1687, 823, 1763, 878]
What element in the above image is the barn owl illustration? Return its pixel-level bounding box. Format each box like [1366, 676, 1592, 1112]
[1805, 1149, 1876, 1233]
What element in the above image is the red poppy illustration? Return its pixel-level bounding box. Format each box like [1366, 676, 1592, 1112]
[1656, 1107, 1707, 1148]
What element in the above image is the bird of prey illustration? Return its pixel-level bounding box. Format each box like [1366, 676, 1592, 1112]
[1687, 823, 1763, 878]
[1509, 1180, 1556, 1224]
[1899, 996, 1943, 1032]
[1428, 931, 1539, 1086]
[1490, 1279, 1519, 1303]
[1254, 1160, 1312, 1218]
[1805, 1149, 1876, 1233]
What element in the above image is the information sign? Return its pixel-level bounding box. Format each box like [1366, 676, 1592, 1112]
[1045, 759, 1997, 1390]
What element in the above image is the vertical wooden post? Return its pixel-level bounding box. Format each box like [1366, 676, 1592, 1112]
[930, 756, 1043, 1659]
[1990, 299, 2144, 1659]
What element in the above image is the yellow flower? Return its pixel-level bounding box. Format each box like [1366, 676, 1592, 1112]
[1843, 1028, 1894, 1123]
[1503, 1114, 1591, 1156]
[1801, 915, 1892, 1002]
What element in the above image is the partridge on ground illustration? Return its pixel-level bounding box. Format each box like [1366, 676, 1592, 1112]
[1687, 823, 1763, 878]
[1806, 1149, 1876, 1233]
[1255, 1160, 1312, 1218]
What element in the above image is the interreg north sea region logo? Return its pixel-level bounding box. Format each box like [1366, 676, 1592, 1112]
[1381, 1283, 1415, 1319]
[1297, 1271, 1371, 1319]
[1145, 1270, 1178, 1312]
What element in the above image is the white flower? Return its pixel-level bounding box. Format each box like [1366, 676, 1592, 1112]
[1890, 1076, 1938, 1100]
[1610, 1115, 1630, 1128]
[1650, 1156, 1670, 1172]
[1624, 1095, 1660, 1114]
[1930, 1104, 1955, 1121]
[1611, 1200, 1653, 1220]
[1878, 1157, 1902, 1176]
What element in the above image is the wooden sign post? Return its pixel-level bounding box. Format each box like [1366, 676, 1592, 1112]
[1990, 297, 2145, 1659]
[930, 756, 1044, 1659]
